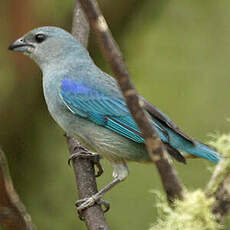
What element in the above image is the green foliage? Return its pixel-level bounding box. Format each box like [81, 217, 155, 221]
[151, 190, 221, 230]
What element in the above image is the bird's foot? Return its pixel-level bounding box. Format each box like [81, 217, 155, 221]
[68, 151, 92, 165]
[90, 154, 104, 177]
[76, 195, 110, 220]
[68, 150, 103, 177]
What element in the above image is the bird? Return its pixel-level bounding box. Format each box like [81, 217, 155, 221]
[9, 26, 220, 211]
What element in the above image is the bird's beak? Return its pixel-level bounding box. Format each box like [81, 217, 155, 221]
[8, 38, 34, 53]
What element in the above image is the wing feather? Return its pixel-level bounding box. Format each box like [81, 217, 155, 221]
[60, 78, 146, 142]
[141, 97, 195, 145]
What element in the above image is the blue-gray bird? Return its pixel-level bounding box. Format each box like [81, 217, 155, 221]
[9, 26, 220, 210]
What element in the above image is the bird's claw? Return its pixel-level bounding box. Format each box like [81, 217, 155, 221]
[76, 195, 110, 220]
[98, 198, 110, 213]
[68, 151, 92, 166]
[68, 151, 103, 177]
[92, 155, 104, 177]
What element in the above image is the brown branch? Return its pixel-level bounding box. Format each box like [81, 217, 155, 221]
[78, 0, 184, 202]
[65, 136, 109, 230]
[0, 148, 36, 230]
[72, 0, 89, 48]
[212, 175, 230, 223]
[65, 1, 110, 229]
[206, 156, 230, 223]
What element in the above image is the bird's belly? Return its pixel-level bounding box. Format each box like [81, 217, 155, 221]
[50, 104, 151, 163]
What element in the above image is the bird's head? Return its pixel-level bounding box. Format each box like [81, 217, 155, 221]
[8, 26, 87, 69]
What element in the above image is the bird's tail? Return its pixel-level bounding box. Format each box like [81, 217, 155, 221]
[185, 141, 221, 163]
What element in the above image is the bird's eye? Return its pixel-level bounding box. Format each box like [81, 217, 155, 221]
[35, 34, 47, 43]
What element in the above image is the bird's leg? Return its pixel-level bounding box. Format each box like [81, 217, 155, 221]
[68, 146, 103, 177]
[76, 161, 129, 217]
[75, 178, 121, 211]
[76, 177, 120, 218]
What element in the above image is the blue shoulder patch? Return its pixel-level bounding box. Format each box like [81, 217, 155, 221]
[61, 78, 99, 96]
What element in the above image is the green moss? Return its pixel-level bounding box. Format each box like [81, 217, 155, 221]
[150, 190, 222, 230]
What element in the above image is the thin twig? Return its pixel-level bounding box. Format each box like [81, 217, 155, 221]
[65, 1, 110, 229]
[0, 148, 36, 230]
[79, 0, 184, 202]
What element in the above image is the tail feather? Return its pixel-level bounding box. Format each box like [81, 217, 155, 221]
[186, 142, 221, 163]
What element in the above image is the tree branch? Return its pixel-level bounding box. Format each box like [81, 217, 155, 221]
[65, 1, 110, 229]
[65, 136, 109, 230]
[78, 0, 184, 202]
[0, 148, 36, 230]
[72, 0, 89, 48]
[206, 155, 230, 223]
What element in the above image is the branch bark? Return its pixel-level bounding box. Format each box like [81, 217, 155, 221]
[78, 0, 184, 202]
[211, 175, 230, 223]
[65, 136, 109, 230]
[65, 1, 110, 229]
[206, 156, 230, 223]
[0, 148, 36, 230]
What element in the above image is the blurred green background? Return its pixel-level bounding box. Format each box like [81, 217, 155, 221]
[1, 0, 229, 229]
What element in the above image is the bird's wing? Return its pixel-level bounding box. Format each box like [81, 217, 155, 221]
[60, 78, 145, 143]
[140, 97, 195, 145]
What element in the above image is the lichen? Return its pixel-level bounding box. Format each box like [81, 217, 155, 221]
[150, 190, 222, 230]
[208, 133, 230, 158]
[206, 132, 230, 196]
